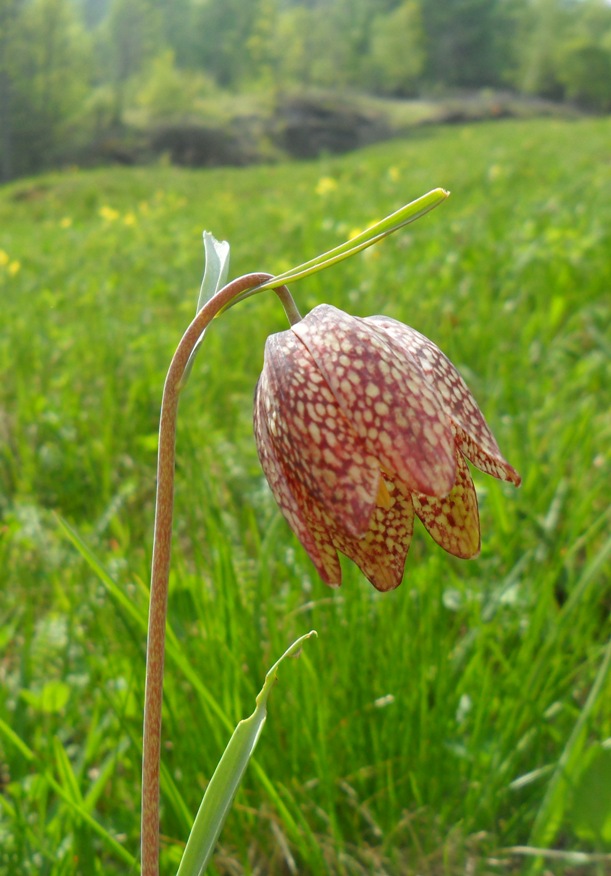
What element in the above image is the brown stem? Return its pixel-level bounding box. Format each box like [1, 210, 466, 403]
[141, 272, 293, 875]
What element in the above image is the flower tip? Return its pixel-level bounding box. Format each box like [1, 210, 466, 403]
[504, 463, 522, 488]
[319, 568, 342, 589]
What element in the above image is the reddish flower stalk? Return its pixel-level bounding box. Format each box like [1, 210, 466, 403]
[254, 304, 521, 591]
[141, 273, 293, 876]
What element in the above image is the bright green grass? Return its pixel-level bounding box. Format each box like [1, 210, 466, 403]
[0, 117, 610, 875]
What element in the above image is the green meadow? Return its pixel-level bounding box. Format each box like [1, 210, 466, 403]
[0, 117, 610, 875]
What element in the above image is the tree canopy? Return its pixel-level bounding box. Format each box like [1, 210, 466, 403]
[2, 0, 611, 180]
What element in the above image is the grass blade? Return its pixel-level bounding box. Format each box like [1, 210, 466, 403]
[528, 634, 611, 854]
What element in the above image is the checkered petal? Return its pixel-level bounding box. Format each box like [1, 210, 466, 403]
[326, 478, 415, 591]
[292, 305, 456, 498]
[259, 329, 381, 538]
[413, 449, 480, 558]
[254, 303, 521, 590]
[367, 315, 521, 486]
[254, 371, 342, 585]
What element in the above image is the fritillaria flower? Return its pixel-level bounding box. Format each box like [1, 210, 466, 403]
[254, 304, 521, 591]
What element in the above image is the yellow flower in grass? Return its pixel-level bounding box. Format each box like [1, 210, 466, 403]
[60, 216, 72, 229]
[99, 205, 120, 222]
[315, 176, 338, 197]
[0, 250, 9, 266]
[254, 304, 521, 591]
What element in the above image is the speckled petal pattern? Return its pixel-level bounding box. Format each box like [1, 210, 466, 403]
[254, 371, 342, 585]
[293, 305, 456, 497]
[262, 330, 380, 537]
[413, 449, 480, 558]
[327, 478, 415, 591]
[368, 315, 521, 486]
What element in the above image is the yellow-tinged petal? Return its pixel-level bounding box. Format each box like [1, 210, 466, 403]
[413, 450, 480, 558]
[254, 303, 520, 590]
[307, 477, 414, 591]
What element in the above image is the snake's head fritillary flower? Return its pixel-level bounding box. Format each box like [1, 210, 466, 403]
[254, 304, 521, 591]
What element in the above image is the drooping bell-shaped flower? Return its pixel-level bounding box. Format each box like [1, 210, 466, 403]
[254, 304, 520, 591]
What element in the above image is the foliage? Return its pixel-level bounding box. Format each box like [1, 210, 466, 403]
[3, 0, 611, 181]
[512, 0, 611, 106]
[133, 51, 213, 124]
[367, 1, 425, 96]
[0, 118, 610, 874]
[0, 0, 91, 178]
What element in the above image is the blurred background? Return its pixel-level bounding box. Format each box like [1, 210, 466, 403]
[1, 2, 610, 875]
[2, 0, 611, 182]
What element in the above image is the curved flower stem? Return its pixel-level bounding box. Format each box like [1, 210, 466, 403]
[141, 272, 293, 876]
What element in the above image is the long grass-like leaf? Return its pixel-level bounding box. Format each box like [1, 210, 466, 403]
[220, 188, 449, 310]
[528, 632, 611, 855]
[176, 631, 317, 876]
[0, 719, 137, 868]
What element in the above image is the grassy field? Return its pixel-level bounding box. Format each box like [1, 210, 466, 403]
[0, 117, 610, 875]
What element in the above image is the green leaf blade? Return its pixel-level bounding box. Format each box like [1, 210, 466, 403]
[176, 631, 317, 876]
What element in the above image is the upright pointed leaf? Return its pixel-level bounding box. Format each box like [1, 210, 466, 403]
[176, 631, 317, 876]
[183, 233, 231, 386]
[196, 232, 230, 314]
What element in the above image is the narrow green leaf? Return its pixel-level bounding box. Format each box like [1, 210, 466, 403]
[53, 736, 83, 806]
[57, 517, 319, 861]
[176, 631, 317, 876]
[528, 634, 611, 853]
[83, 738, 131, 815]
[0, 716, 36, 762]
[57, 515, 149, 630]
[220, 188, 449, 311]
[56, 515, 236, 736]
[0, 718, 137, 868]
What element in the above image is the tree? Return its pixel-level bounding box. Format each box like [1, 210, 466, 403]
[421, 0, 515, 88]
[367, 1, 426, 96]
[134, 50, 212, 122]
[556, 0, 611, 110]
[102, 0, 162, 126]
[512, 0, 573, 99]
[1, 0, 91, 179]
[0, 0, 23, 180]
[193, 0, 259, 88]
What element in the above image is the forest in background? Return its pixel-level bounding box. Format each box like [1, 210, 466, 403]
[2, 0, 611, 181]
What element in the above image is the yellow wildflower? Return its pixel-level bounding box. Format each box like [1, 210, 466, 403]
[315, 176, 338, 197]
[0, 250, 9, 266]
[8, 260, 21, 276]
[99, 205, 120, 222]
